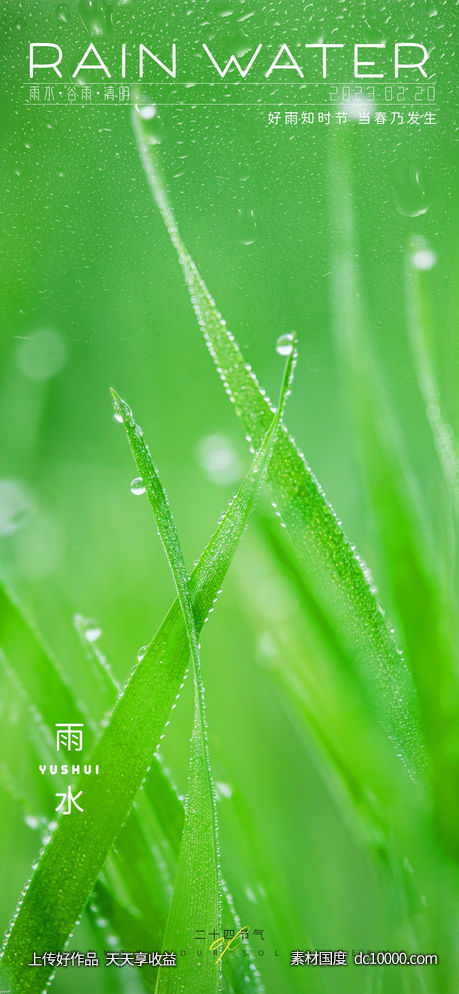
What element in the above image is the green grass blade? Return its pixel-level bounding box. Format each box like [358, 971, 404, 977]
[0, 585, 265, 992]
[74, 613, 122, 715]
[328, 137, 459, 854]
[0, 648, 257, 994]
[155, 694, 219, 994]
[0, 370, 289, 994]
[405, 237, 459, 526]
[112, 390, 221, 994]
[90, 880, 159, 991]
[0, 488, 269, 993]
[0, 584, 88, 734]
[0, 605, 176, 981]
[74, 611, 186, 860]
[133, 118, 424, 780]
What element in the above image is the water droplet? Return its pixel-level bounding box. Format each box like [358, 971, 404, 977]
[112, 396, 123, 422]
[78, 0, 113, 36]
[276, 332, 295, 356]
[234, 207, 256, 245]
[392, 163, 430, 218]
[137, 645, 148, 662]
[215, 781, 232, 800]
[24, 815, 40, 829]
[130, 476, 146, 496]
[82, 619, 102, 642]
[56, 3, 70, 23]
[135, 103, 166, 145]
[222, 24, 253, 59]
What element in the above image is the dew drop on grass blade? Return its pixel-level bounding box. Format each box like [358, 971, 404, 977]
[2, 604, 232, 992]
[112, 389, 221, 994]
[328, 136, 459, 853]
[133, 112, 425, 780]
[0, 347, 293, 994]
[0, 597, 177, 985]
[111, 343, 295, 994]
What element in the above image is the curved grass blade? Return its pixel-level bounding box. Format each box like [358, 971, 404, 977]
[112, 345, 295, 994]
[0, 634, 258, 994]
[0, 527, 266, 992]
[133, 114, 424, 779]
[0, 364, 290, 994]
[405, 237, 459, 528]
[74, 613, 122, 714]
[328, 137, 459, 854]
[74, 611, 186, 859]
[0, 584, 88, 735]
[112, 395, 221, 994]
[0, 606, 175, 986]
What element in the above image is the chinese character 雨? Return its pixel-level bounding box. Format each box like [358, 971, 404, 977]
[56, 723, 84, 752]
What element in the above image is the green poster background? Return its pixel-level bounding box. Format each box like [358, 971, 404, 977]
[0, 1, 457, 992]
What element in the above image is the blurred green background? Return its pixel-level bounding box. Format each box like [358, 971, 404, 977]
[0, 0, 457, 992]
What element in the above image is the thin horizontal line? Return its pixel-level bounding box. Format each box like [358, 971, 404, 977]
[24, 102, 438, 107]
[21, 80, 437, 86]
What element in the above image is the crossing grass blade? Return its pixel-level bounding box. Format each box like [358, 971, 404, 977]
[0, 604, 175, 992]
[0, 616, 263, 994]
[0, 360, 290, 994]
[74, 611, 186, 860]
[112, 342, 295, 994]
[133, 113, 425, 781]
[111, 389, 222, 994]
